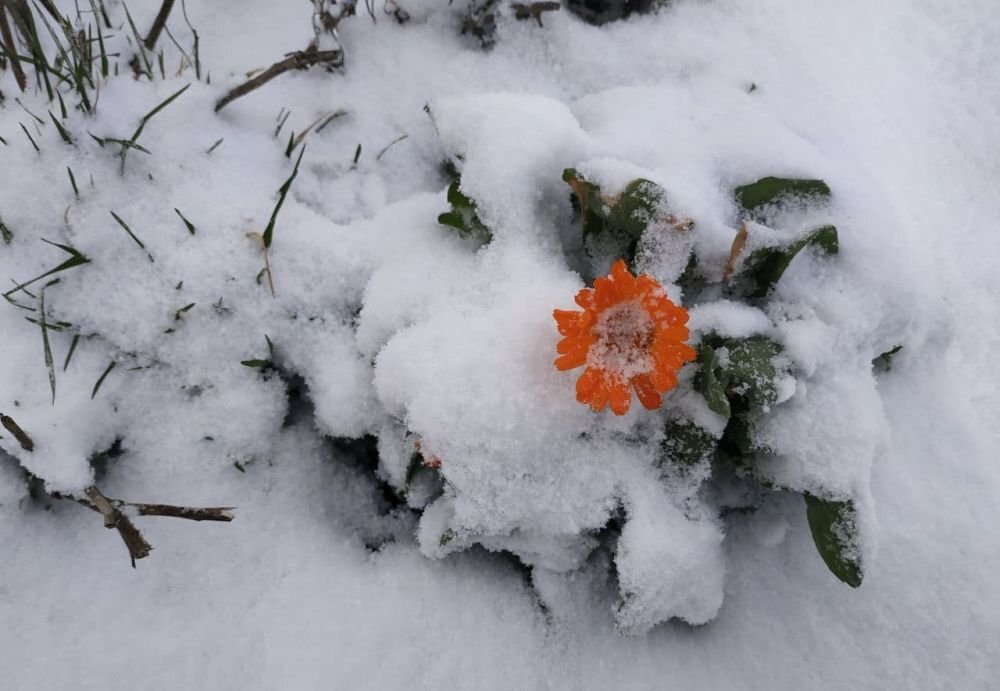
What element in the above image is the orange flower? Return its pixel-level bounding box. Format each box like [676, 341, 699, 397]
[553, 260, 696, 415]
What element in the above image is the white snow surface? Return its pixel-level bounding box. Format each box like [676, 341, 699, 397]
[2, 0, 999, 688]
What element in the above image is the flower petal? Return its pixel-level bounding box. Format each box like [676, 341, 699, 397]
[653, 337, 696, 366]
[652, 324, 690, 344]
[555, 348, 588, 371]
[650, 366, 679, 393]
[576, 367, 605, 402]
[608, 376, 632, 415]
[610, 260, 637, 295]
[556, 334, 593, 355]
[610, 259, 630, 279]
[592, 276, 617, 308]
[631, 373, 662, 410]
[588, 375, 611, 412]
[553, 309, 582, 335]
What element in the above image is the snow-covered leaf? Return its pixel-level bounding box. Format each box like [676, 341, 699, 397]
[804, 494, 863, 588]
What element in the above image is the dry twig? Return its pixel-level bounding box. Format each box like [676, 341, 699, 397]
[1, 413, 235, 567]
[215, 47, 343, 112]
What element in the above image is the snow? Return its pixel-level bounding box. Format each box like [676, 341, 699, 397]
[2, 0, 1000, 687]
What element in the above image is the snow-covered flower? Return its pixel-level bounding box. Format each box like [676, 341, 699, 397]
[554, 260, 696, 415]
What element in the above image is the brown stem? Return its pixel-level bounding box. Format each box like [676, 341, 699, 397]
[143, 0, 175, 51]
[0, 7, 27, 91]
[215, 48, 343, 112]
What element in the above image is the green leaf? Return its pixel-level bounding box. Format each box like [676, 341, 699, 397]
[404, 451, 424, 489]
[661, 419, 716, 466]
[739, 225, 839, 298]
[564, 168, 667, 270]
[804, 494, 863, 588]
[735, 177, 830, 217]
[724, 336, 781, 408]
[437, 181, 492, 243]
[695, 345, 731, 418]
[719, 412, 755, 459]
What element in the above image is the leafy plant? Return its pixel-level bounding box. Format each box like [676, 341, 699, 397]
[563, 169, 863, 588]
[438, 179, 492, 244]
[563, 168, 668, 271]
[342, 164, 863, 617]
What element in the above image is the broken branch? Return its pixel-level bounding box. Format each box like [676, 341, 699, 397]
[143, 0, 176, 51]
[1, 413, 235, 567]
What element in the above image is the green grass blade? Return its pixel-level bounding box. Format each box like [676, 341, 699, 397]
[49, 111, 74, 144]
[123, 3, 152, 78]
[262, 146, 305, 250]
[129, 83, 190, 144]
[91, 360, 116, 399]
[67, 166, 80, 198]
[39, 285, 56, 404]
[174, 208, 196, 234]
[109, 210, 154, 261]
[63, 332, 80, 371]
[19, 123, 40, 152]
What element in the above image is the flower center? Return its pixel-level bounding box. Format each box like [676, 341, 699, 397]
[590, 301, 654, 377]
